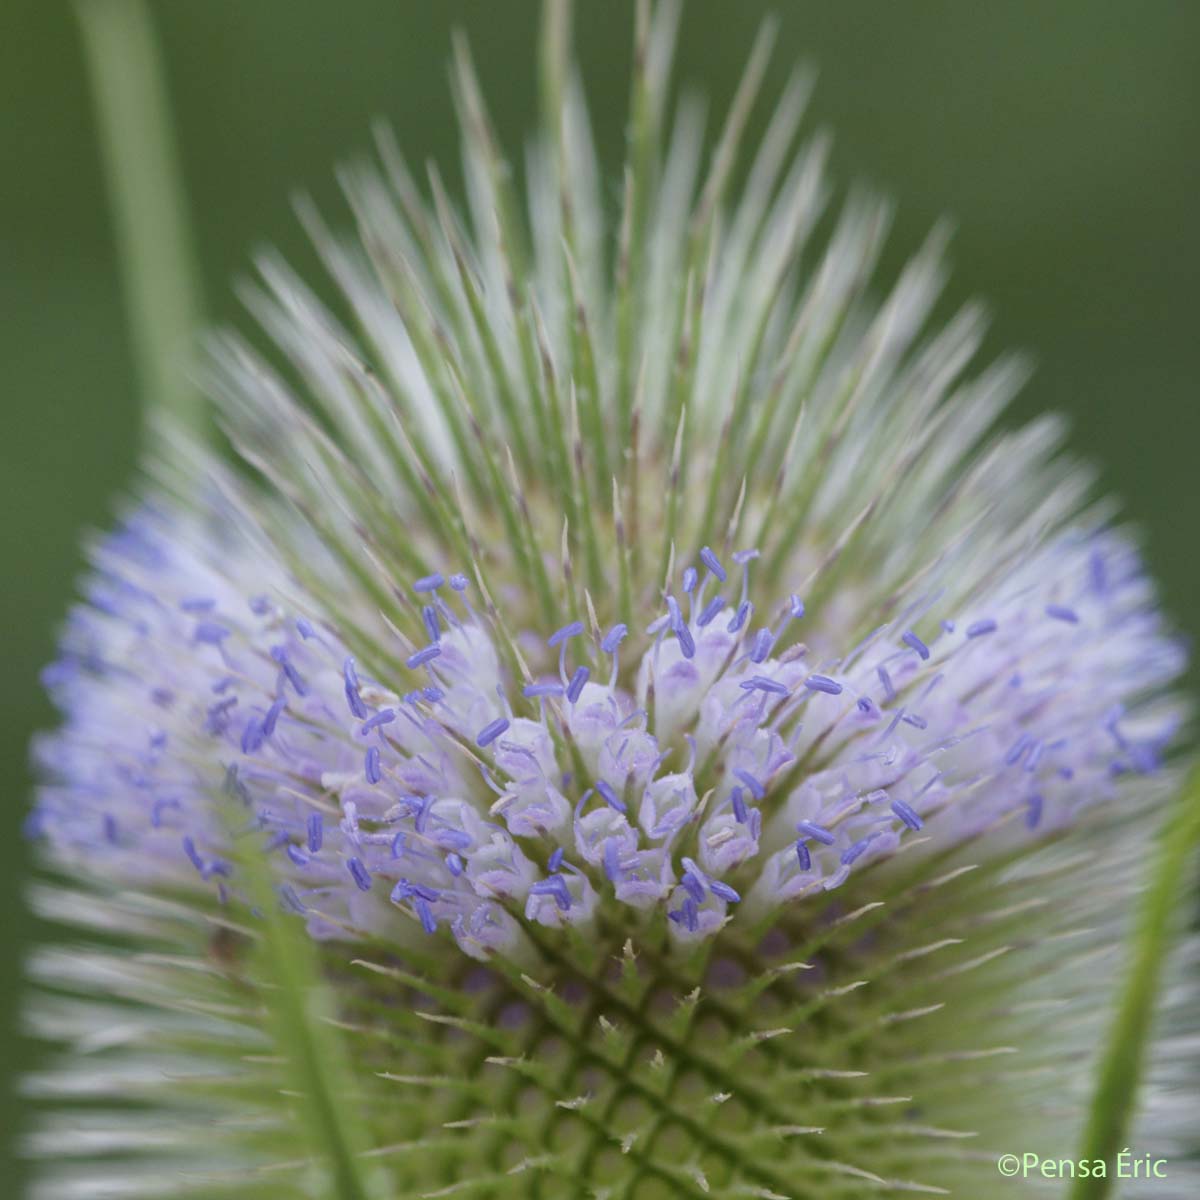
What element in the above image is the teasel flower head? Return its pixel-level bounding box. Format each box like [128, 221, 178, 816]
[24, 4, 1197, 1197]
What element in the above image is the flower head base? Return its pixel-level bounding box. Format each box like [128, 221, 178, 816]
[24, 4, 1194, 1197]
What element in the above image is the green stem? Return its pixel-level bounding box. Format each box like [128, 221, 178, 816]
[227, 797, 381, 1200]
[1070, 768, 1200, 1199]
[75, 0, 206, 440]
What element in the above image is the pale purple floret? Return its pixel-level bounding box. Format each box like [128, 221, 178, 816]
[29, 508, 1186, 957]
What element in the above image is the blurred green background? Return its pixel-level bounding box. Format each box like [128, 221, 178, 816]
[2, 0, 1197, 1187]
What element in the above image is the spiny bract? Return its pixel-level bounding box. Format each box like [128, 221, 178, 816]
[24, 4, 1195, 1198]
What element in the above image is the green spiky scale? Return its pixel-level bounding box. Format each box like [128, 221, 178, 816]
[23, 817, 1155, 1199]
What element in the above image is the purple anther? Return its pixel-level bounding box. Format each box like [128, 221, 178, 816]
[524, 681, 565, 698]
[841, 837, 873, 865]
[1130, 743, 1161, 774]
[595, 780, 626, 812]
[241, 717, 265, 755]
[666, 595, 685, 632]
[423, 686, 444, 702]
[749, 628, 774, 663]
[676, 623, 696, 659]
[1006, 733, 1033, 766]
[681, 869, 705, 904]
[150, 798, 179, 828]
[891, 799, 923, 830]
[796, 820, 835, 845]
[1026, 793, 1044, 829]
[740, 675, 790, 696]
[857, 697, 877, 716]
[682, 567, 699, 594]
[804, 675, 843, 696]
[413, 795, 434, 834]
[343, 657, 368, 719]
[601, 623, 628, 653]
[476, 717, 510, 747]
[941, 619, 956, 633]
[413, 573, 444, 593]
[182, 836, 204, 872]
[406, 644, 441, 669]
[415, 897, 438, 933]
[360, 708, 396, 735]
[347, 857, 373, 892]
[603, 839, 622, 881]
[271, 646, 308, 696]
[307, 813, 323, 853]
[278, 884, 307, 914]
[530, 874, 572, 911]
[795, 840, 812, 870]
[567, 666, 590, 702]
[731, 787, 748, 824]
[262, 696, 285, 738]
[902, 631, 930, 660]
[727, 601, 752, 633]
[877, 665, 896, 700]
[1045, 604, 1079, 624]
[445, 853, 464, 876]
[700, 546, 727, 582]
[194, 621, 229, 645]
[966, 618, 997, 638]
[548, 847, 565, 872]
[697, 595, 726, 627]
[733, 768, 765, 801]
[286, 845, 309, 867]
[365, 745, 382, 783]
[548, 621, 584, 647]
[449, 573, 469, 591]
[789, 594, 806, 619]
[390, 831, 406, 859]
[709, 879, 740, 903]
[435, 828, 472, 853]
[422, 605, 441, 642]
[682, 897, 699, 932]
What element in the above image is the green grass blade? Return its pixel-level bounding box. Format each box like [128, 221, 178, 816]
[1070, 768, 1200, 1199]
[228, 799, 381, 1200]
[75, 0, 207, 439]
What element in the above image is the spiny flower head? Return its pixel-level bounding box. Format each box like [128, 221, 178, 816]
[25, 4, 1193, 1198]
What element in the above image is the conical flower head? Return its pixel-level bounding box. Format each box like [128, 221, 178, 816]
[25, 5, 1194, 1198]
